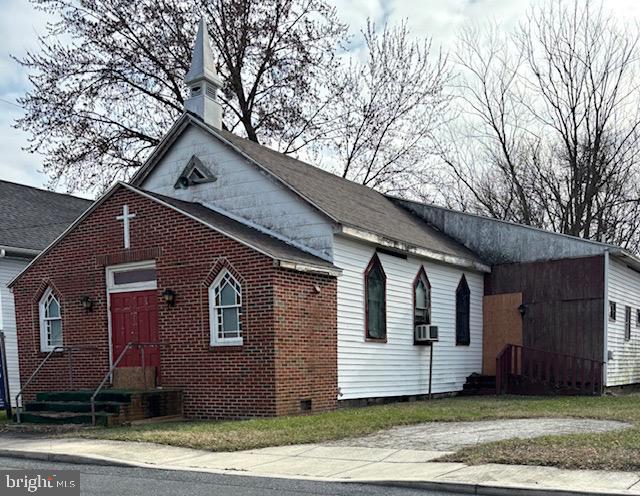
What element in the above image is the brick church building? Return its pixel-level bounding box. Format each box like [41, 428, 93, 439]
[10, 20, 640, 422]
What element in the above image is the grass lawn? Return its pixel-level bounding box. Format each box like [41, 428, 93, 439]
[76, 394, 640, 471]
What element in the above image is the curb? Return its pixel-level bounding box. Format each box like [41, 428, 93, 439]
[372, 480, 632, 496]
[0, 449, 633, 496]
[0, 449, 137, 468]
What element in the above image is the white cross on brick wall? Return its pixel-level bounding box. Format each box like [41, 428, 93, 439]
[116, 205, 136, 249]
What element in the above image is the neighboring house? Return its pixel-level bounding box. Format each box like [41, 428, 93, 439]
[0, 181, 90, 404]
[8, 20, 640, 422]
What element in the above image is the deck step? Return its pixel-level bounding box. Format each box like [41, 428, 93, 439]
[18, 389, 183, 426]
[36, 390, 135, 403]
[460, 374, 497, 396]
[25, 401, 123, 414]
[16, 411, 111, 426]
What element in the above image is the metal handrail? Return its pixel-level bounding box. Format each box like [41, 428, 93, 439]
[90, 342, 164, 426]
[15, 345, 98, 423]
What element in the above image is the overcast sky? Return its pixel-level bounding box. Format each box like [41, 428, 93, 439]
[2, 0, 640, 196]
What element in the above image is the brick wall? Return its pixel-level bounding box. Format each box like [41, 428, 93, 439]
[12, 186, 337, 418]
[273, 270, 338, 415]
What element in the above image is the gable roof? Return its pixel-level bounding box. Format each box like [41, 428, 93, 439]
[0, 180, 92, 253]
[131, 113, 488, 272]
[8, 182, 339, 287]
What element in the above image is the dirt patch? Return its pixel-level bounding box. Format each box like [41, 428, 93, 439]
[327, 418, 631, 451]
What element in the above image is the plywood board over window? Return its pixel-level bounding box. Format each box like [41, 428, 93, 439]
[482, 293, 523, 375]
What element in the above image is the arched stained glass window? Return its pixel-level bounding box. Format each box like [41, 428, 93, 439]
[209, 270, 242, 345]
[456, 275, 471, 346]
[414, 267, 431, 326]
[365, 254, 386, 340]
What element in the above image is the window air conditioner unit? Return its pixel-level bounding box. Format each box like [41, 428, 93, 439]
[415, 324, 438, 342]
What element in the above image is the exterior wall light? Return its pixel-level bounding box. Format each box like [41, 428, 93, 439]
[162, 288, 177, 306]
[518, 303, 527, 317]
[80, 296, 94, 312]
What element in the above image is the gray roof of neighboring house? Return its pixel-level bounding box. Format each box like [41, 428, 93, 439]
[130, 114, 484, 268]
[0, 180, 92, 252]
[141, 189, 338, 271]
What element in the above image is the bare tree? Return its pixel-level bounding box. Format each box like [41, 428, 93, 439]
[443, 0, 640, 250]
[324, 20, 452, 195]
[16, 0, 346, 193]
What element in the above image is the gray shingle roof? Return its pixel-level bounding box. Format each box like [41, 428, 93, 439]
[213, 128, 483, 265]
[131, 114, 485, 267]
[0, 180, 92, 251]
[139, 188, 337, 271]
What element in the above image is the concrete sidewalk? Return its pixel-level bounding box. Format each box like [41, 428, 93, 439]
[0, 436, 638, 495]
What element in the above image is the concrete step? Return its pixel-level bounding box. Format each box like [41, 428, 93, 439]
[16, 411, 112, 426]
[25, 401, 123, 414]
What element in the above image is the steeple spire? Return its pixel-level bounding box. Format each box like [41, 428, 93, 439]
[184, 18, 223, 129]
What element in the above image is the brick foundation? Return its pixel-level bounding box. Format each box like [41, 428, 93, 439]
[12, 186, 337, 418]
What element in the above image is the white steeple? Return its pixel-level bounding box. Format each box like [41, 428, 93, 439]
[184, 18, 223, 129]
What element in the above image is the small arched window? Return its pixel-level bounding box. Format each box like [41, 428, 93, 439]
[209, 270, 243, 346]
[414, 267, 431, 326]
[456, 275, 471, 346]
[39, 288, 63, 352]
[365, 254, 386, 341]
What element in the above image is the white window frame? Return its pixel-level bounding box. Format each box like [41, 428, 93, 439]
[209, 270, 243, 346]
[106, 260, 157, 293]
[39, 287, 63, 352]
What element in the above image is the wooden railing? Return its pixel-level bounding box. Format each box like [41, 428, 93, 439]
[496, 344, 604, 396]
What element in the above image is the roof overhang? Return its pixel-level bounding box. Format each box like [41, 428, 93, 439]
[275, 260, 342, 276]
[609, 248, 640, 272]
[8, 182, 338, 287]
[338, 225, 491, 273]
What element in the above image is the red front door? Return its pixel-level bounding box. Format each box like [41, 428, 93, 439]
[110, 290, 160, 370]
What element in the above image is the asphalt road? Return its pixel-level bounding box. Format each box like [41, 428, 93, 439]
[0, 456, 459, 496]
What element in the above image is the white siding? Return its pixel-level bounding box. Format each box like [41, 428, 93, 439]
[335, 235, 483, 400]
[0, 257, 27, 406]
[606, 257, 640, 386]
[142, 125, 334, 259]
